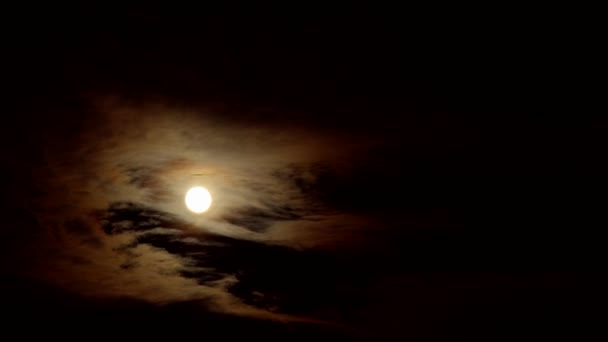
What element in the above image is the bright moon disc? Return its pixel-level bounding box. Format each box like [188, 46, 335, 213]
[185, 186, 212, 213]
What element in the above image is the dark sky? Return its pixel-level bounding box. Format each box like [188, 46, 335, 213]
[2, 7, 604, 341]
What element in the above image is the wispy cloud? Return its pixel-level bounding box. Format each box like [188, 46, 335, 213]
[8, 97, 377, 325]
[30, 98, 372, 244]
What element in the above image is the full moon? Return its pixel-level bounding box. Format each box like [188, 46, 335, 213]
[185, 186, 212, 213]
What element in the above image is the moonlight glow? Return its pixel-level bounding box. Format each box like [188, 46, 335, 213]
[185, 186, 212, 213]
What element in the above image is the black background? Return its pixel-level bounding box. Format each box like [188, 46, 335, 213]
[2, 6, 605, 341]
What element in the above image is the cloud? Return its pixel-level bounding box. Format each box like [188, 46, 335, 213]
[2, 94, 504, 341]
[28, 98, 374, 245]
[5, 97, 382, 327]
[12, 201, 323, 324]
[8, 94, 485, 335]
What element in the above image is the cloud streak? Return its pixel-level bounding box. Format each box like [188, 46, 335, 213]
[6, 97, 380, 327]
[7, 95, 477, 332]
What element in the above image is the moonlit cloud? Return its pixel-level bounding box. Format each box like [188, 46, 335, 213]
[4, 90, 493, 339]
[9, 97, 382, 326]
[41, 98, 378, 242]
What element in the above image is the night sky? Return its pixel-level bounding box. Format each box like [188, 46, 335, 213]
[2, 7, 604, 341]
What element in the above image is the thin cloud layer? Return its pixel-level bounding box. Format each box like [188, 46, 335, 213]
[30, 99, 367, 238]
[9, 98, 381, 326]
[4, 95, 487, 338]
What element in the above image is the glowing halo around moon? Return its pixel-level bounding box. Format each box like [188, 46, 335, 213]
[185, 186, 212, 213]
